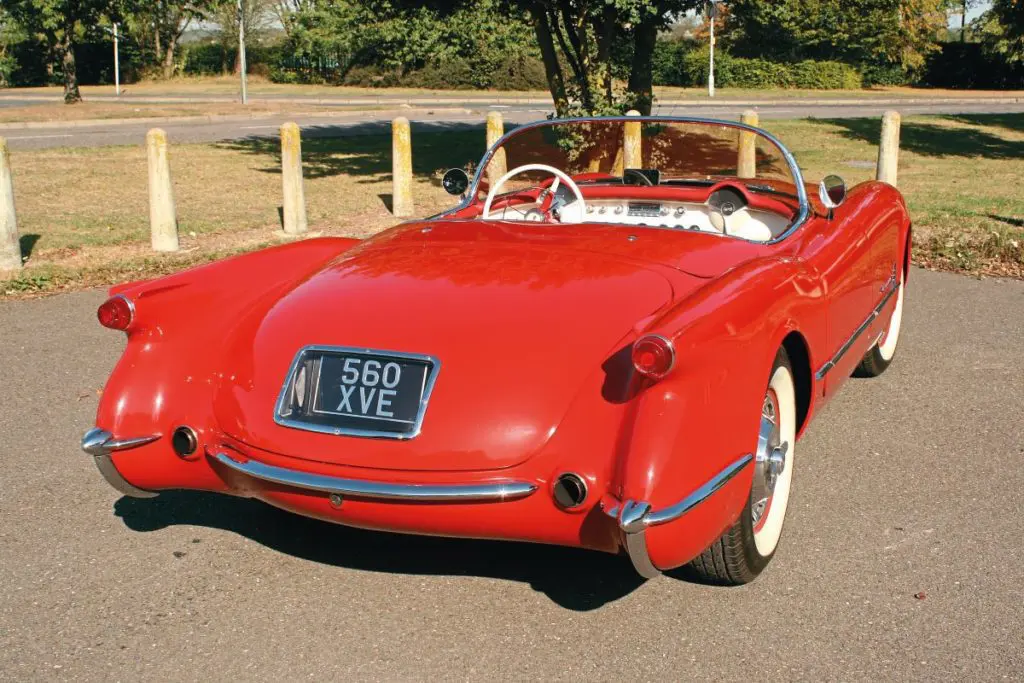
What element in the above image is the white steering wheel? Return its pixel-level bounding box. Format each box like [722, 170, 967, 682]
[481, 163, 587, 223]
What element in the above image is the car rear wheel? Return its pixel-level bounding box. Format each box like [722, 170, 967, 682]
[686, 348, 796, 585]
[855, 278, 904, 378]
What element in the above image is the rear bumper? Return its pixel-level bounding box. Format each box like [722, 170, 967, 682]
[81, 427, 750, 573]
[211, 451, 538, 503]
[80, 428, 159, 499]
[601, 454, 753, 578]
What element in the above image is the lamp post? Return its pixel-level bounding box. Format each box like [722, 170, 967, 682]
[113, 23, 120, 96]
[237, 0, 248, 105]
[707, 1, 719, 98]
[100, 23, 120, 96]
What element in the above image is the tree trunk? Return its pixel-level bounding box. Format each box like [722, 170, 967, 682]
[532, 5, 569, 116]
[961, 0, 967, 42]
[628, 16, 658, 115]
[163, 40, 176, 79]
[594, 4, 616, 105]
[61, 35, 82, 104]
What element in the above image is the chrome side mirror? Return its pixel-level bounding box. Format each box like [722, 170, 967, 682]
[818, 174, 847, 210]
[442, 168, 470, 197]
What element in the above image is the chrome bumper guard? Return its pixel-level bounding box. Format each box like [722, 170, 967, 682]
[213, 452, 538, 503]
[602, 454, 753, 579]
[80, 428, 160, 498]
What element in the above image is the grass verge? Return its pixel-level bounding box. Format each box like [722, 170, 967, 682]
[0, 100, 389, 125]
[1, 113, 1021, 298]
[6, 75, 1022, 102]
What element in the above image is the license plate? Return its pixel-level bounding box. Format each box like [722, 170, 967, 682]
[275, 346, 440, 439]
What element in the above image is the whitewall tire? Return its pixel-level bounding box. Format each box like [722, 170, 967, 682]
[685, 347, 796, 585]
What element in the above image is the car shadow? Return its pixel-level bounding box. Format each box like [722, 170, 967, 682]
[113, 491, 647, 611]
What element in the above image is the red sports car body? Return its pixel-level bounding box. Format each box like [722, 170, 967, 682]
[83, 116, 910, 582]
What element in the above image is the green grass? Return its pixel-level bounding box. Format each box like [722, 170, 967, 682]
[3, 113, 1022, 297]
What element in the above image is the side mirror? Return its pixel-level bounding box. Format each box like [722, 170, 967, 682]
[818, 174, 847, 210]
[442, 168, 470, 197]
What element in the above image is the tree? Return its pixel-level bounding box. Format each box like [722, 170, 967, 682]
[954, 0, 980, 42]
[212, 0, 274, 75]
[513, 0, 703, 116]
[725, 0, 948, 74]
[6, 0, 117, 102]
[978, 0, 1024, 63]
[0, 8, 27, 86]
[125, 1, 216, 79]
[989, 0, 1024, 61]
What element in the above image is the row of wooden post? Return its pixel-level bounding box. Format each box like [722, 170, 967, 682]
[0, 110, 903, 274]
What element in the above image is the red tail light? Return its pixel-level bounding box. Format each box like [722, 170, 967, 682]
[632, 334, 675, 379]
[97, 295, 135, 331]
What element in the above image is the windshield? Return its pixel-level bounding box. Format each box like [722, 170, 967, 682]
[449, 117, 809, 244]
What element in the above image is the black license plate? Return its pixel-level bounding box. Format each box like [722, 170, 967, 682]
[276, 347, 439, 439]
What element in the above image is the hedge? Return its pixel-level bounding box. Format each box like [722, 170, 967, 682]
[678, 47, 863, 89]
[270, 53, 548, 90]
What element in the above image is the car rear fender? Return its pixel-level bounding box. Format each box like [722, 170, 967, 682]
[611, 255, 826, 570]
[95, 237, 362, 468]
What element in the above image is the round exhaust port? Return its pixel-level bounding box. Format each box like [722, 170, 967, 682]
[553, 473, 588, 509]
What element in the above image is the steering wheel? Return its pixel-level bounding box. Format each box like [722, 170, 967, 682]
[482, 164, 587, 223]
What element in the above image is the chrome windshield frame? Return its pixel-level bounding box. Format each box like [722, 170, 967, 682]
[432, 115, 810, 244]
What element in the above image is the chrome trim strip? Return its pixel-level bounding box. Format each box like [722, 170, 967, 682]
[815, 284, 898, 381]
[603, 454, 754, 578]
[212, 452, 538, 503]
[273, 345, 442, 441]
[433, 115, 810, 244]
[80, 428, 159, 498]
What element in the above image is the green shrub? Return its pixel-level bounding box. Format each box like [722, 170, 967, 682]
[791, 60, 862, 89]
[859, 63, 910, 87]
[314, 53, 547, 90]
[680, 48, 862, 89]
[652, 40, 693, 86]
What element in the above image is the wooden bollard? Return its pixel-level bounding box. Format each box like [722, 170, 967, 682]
[280, 122, 308, 235]
[876, 111, 901, 187]
[486, 111, 507, 186]
[146, 128, 179, 252]
[392, 117, 414, 218]
[0, 137, 21, 272]
[738, 110, 759, 179]
[624, 110, 642, 170]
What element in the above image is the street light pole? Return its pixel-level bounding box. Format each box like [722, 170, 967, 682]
[707, 1, 718, 98]
[113, 23, 120, 97]
[237, 0, 248, 105]
[708, 17, 715, 97]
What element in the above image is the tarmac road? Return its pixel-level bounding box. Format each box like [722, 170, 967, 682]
[0, 267, 1022, 680]
[2, 98, 1023, 150]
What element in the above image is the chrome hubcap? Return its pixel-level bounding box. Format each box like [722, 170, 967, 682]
[752, 390, 789, 529]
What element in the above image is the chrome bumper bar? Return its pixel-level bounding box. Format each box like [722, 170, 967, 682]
[213, 452, 538, 503]
[603, 454, 753, 579]
[80, 428, 160, 498]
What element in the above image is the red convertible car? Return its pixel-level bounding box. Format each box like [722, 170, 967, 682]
[82, 116, 910, 583]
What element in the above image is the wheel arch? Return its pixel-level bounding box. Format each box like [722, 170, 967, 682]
[780, 330, 813, 439]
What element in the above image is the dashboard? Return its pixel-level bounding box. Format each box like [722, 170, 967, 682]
[579, 199, 789, 241]
[480, 182, 795, 243]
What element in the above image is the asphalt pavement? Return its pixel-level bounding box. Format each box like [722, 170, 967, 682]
[2, 98, 1023, 150]
[0, 266, 1021, 680]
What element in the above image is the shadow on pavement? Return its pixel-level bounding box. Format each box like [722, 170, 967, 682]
[114, 490, 647, 611]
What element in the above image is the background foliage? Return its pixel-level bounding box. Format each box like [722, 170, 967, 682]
[0, 0, 1021, 105]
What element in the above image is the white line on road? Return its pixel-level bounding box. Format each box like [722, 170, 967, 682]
[239, 125, 280, 130]
[7, 133, 72, 140]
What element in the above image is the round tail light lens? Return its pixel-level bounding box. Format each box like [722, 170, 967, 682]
[632, 334, 675, 379]
[97, 295, 135, 331]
